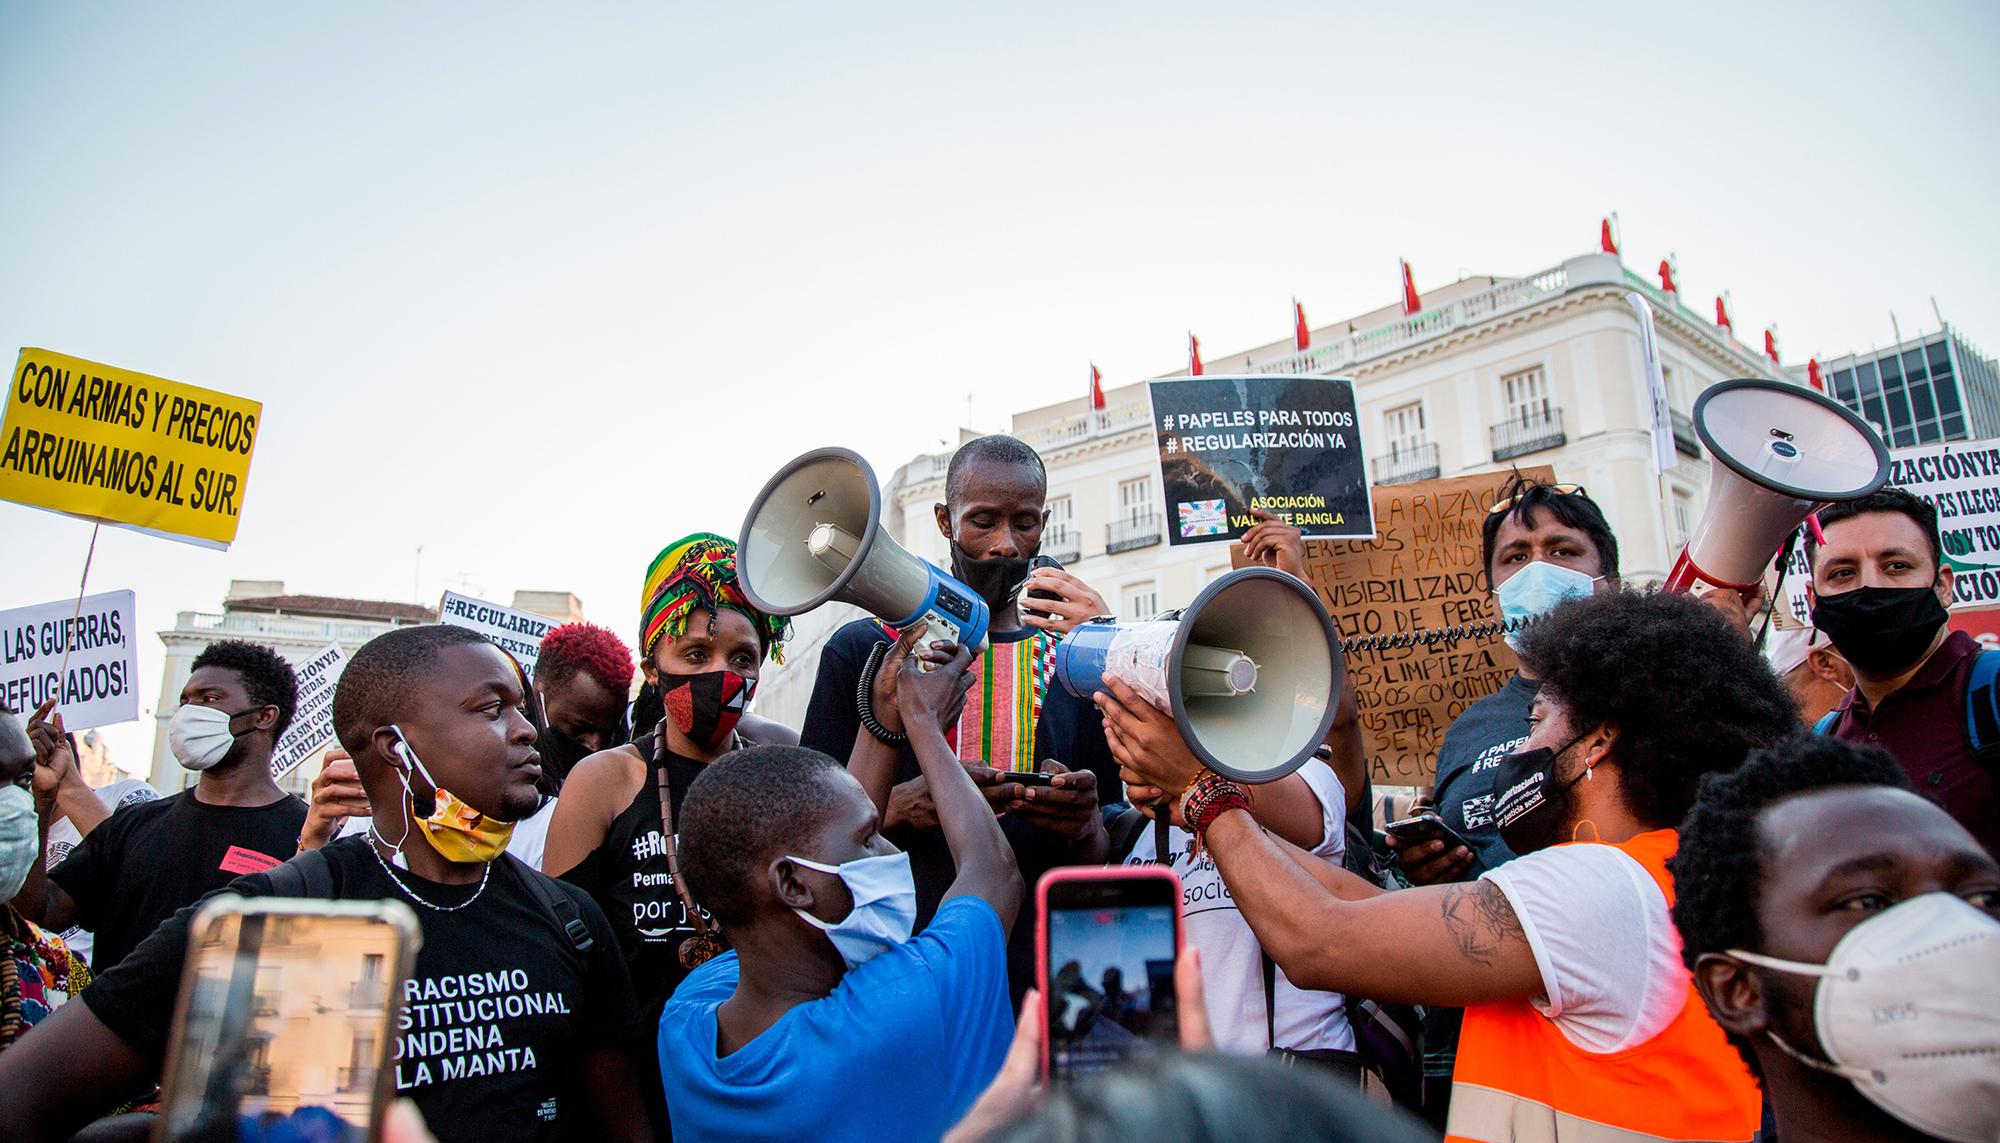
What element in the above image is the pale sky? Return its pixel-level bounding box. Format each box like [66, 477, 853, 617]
[5, 2, 1998, 770]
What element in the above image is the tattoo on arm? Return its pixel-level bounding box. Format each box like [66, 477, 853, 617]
[1440, 881, 1527, 968]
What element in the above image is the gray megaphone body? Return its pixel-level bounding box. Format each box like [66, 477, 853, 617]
[1054, 567, 1343, 784]
[1666, 378, 1892, 594]
[738, 446, 992, 653]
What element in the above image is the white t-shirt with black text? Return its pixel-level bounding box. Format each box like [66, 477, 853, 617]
[1121, 760, 1354, 1056]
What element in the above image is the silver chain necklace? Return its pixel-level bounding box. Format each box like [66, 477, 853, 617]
[367, 837, 491, 912]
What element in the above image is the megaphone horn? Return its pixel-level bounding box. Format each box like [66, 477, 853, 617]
[1055, 567, 1344, 784]
[738, 447, 991, 653]
[1666, 379, 1890, 594]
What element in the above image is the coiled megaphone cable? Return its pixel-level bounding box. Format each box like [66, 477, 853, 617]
[1336, 614, 1533, 656]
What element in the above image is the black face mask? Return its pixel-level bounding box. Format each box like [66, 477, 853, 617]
[949, 540, 1034, 617]
[538, 724, 596, 786]
[1810, 584, 1950, 678]
[1491, 735, 1590, 856]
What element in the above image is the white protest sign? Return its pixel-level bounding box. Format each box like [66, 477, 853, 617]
[270, 643, 345, 780]
[1628, 293, 1676, 478]
[0, 590, 139, 730]
[1774, 436, 2000, 626]
[437, 591, 556, 671]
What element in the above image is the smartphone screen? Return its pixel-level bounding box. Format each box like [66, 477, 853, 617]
[1042, 872, 1180, 1084]
[157, 898, 421, 1143]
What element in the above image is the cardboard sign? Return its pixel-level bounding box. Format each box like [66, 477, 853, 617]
[0, 348, 262, 549]
[0, 590, 140, 731]
[269, 643, 345, 780]
[1237, 467, 1555, 786]
[1774, 437, 2000, 628]
[437, 591, 555, 671]
[1148, 374, 1373, 545]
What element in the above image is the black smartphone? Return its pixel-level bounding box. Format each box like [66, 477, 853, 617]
[1383, 812, 1472, 854]
[1012, 771, 1056, 788]
[1024, 554, 1064, 619]
[1037, 867, 1184, 1084]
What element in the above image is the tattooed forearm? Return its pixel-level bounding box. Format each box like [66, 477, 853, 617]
[1439, 881, 1527, 967]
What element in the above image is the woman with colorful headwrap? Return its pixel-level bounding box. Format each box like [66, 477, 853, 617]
[542, 533, 791, 1134]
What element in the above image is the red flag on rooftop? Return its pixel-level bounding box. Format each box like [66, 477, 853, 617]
[1189, 333, 1204, 377]
[1400, 259, 1422, 316]
[1088, 362, 1105, 410]
[1715, 294, 1733, 333]
[1294, 299, 1310, 351]
[1658, 259, 1678, 294]
[1765, 327, 1781, 363]
[1600, 218, 1619, 255]
[1807, 358, 1825, 392]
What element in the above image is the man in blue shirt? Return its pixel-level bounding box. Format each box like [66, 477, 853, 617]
[660, 639, 1022, 1143]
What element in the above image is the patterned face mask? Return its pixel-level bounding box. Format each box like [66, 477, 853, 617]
[659, 670, 755, 751]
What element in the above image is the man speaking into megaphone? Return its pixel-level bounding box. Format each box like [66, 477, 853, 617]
[798, 435, 1121, 997]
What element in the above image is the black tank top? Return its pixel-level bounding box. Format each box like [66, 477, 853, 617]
[558, 731, 707, 1014]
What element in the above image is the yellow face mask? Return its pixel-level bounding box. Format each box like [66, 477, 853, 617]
[390, 725, 516, 864]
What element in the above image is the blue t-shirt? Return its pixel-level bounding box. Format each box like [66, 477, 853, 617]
[658, 896, 1013, 1143]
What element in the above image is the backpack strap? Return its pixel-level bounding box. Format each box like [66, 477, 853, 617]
[1105, 807, 1151, 862]
[1967, 649, 2000, 763]
[1263, 951, 1280, 1050]
[1812, 710, 1839, 737]
[507, 854, 595, 954]
[262, 848, 335, 899]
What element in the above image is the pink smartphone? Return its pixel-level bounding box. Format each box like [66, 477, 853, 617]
[1035, 865, 1185, 1084]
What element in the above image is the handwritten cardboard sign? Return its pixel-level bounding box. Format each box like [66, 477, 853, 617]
[1236, 466, 1554, 786]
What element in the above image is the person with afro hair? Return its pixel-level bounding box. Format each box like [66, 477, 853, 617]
[1104, 587, 1799, 1143]
[1672, 735, 2000, 1143]
[531, 622, 635, 787]
[16, 639, 306, 976]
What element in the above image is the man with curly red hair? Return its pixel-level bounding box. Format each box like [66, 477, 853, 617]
[533, 622, 636, 786]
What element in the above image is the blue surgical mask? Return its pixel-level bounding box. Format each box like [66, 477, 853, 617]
[1497, 561, 1599, 648]
[789, 851, 918, 969]
[0, 784, 38, 902]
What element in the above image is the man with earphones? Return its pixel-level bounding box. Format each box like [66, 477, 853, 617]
[12, 639, 306, 975]
[0, 625, 652, 1142]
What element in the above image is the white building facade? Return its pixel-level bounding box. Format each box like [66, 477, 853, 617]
[754, 249, 1794, 731]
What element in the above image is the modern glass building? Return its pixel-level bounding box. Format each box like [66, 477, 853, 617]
[1819, 325, 2000, 447]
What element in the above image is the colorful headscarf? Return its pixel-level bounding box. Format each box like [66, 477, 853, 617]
[639, 533, 787, 662]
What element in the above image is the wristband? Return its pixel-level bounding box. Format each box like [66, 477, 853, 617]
[1180, 772, 1251, 854]
[856, 642, 909, 747]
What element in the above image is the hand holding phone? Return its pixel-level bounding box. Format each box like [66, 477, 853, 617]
[1384, 813, 1476, 885]
[1036, 867, 1185, 1084]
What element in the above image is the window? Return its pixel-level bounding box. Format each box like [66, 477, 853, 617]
[1047, 496, 1074, 535]
[1501, 366, 1551, 423]
[1383, 402, 1427, 454]
[1124, 583, 1159, 620]
[1671, 488, 1695, 546]
[1118, 477, 1153, 524]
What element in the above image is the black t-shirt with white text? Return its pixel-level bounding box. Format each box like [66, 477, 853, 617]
[80, 837, 642, 1143]
[49, 788, 308, 973]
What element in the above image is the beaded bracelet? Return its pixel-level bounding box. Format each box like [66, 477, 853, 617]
[1180, 771, 1251, 854]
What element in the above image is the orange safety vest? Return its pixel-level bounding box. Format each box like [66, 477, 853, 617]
[1445, 829, 1760, 1143]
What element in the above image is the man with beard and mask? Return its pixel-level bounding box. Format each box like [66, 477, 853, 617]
[0, 625, 651, 1143]
[1673, 735, 2000, 1143]
[1106, 588, 1798, 1143]
[800, 434, 1114, 998]
[532, 622, 636, 787]
[1805, 487, 1997, 858]
[544, 533, 790, 1131]
[10, 640, 305, 976]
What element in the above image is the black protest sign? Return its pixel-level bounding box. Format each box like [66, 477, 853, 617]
[1148, 375, 1373, 545]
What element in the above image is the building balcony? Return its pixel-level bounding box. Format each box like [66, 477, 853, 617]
[1491, 408, 1567, 461]
[170, 610, 397, 647]
[1016, 403, 1154, 454]
[1106, 514, 1163, 554]
[1671, 409, 1700, 458]
[1372, 441, 1441, 485]
[1041, 526, 1081, 565]
[349, 979, 388, 1009]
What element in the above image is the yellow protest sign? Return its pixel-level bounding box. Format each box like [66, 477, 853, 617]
[0, 348, 261, 549]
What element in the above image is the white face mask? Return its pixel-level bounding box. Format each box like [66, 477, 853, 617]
[168, 704, 254, 772]
[1496, 560, 1600, 649]
[0, 784, 37, 902]
[789, 851, 918, 970]
[1727, 892, 2000, 1143]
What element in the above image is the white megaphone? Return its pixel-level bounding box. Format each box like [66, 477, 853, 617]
[1666, 378, 1890, 594]
[1054, 567, 1343, 784]
[738, 447, 991, 652]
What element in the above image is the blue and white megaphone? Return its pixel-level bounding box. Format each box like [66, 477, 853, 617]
[1056, 567, 1343, 784]
[737, 446, 990, 653]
